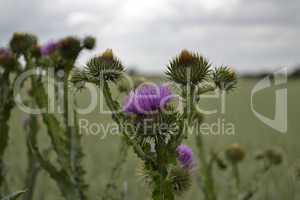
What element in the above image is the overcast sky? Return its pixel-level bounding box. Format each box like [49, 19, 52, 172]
[0, 0, 299, 73]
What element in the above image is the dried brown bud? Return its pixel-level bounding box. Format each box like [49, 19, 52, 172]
[265, 149, 282, 165]
[225, 143, 245, 163]
[178, 49, 195, 66]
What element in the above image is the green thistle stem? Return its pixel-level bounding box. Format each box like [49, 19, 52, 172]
[0, 71, 14, 190]
[102, 138, 129, 200]
[185, 83, 216, 200]
[232, 163, 241, 192]
[26, 54, 86, 200]
[101, 81, 152, 163]
[23, 113, 40, 200]
[62, 63, 88, 200]
[151, 139, 174, 200]
[196, 133, 217, 200]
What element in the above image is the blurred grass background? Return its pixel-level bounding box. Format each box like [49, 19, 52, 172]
[4, 77, 300, 199]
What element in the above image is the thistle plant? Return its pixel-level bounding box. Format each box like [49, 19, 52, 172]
[0, 31, 287, 200]
[0, 47, 19, 192]
[4, 32, 96, 200]
[165, 49, 238, 200]
[73, 49, 199, 200]
[0, 33, 42, 198]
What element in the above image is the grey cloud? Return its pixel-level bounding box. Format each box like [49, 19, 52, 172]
[0, 0, 299, 73]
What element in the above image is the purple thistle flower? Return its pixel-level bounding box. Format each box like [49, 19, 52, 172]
[123, 84, 172, 115]
[41, 41, 59, 56]
[0, 48, 13, 59]
[176, 144, 194, 170]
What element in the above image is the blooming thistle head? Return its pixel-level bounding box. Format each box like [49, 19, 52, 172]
[58, 36, 81, 60]
[41, 41, 59, 56]
[166, 49, 211, 85]
[123, 84, 172, 115]
[176, 144, 195, 170]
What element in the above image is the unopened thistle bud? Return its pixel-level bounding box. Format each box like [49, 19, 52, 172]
[169, 167, 192, 195]
[85, 49, 124, 82]
[9, 32, 37, 55]
[166, 50, 211, 85]
[58, 36, 81, 60]
[264, 149, 283, 165]
[212, 66, 237, 91]
[255, 148, 283, 166]
[225, 144, 245, 164]
[83, 36, 96, 50]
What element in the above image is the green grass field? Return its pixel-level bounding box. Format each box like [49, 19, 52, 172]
[5, 77, 300, 199]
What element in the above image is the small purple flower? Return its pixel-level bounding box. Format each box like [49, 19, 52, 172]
[176, 144, 194, 170]
[0, 48, 14, 66]
[123, 84, 172, 115]
[41, 41, 59, 56]
[0, 48, 13, 59]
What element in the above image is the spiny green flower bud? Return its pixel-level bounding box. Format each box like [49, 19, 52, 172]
[59, 36, 81, 60]
[212, 66, 237, 91]
[83, 36, 96, 50]
[169, 167, 192, 195]
[264, 149, 283, 165]
[9, 32, 37, 55]
[255, 148, 283, 166]
[225, 143, 245, 164]
[85, 49, 124, 82]
[166, 49, 211, 85]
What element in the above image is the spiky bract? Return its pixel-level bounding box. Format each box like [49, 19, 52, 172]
[166, 50, 211, 85]
[212, 66, 237, 91]
[9, 32, 38, 55]
[169, 167, 192, 195]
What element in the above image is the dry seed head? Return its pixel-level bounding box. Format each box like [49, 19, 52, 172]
[225, 143, 245, 164]
[178, 49, 195, 66]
